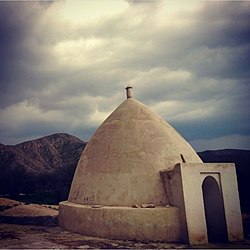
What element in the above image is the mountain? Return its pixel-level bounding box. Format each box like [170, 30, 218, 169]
[1, 134, 249, 211]
[198, 149, 250, 213]
[0, 133, 86, 202]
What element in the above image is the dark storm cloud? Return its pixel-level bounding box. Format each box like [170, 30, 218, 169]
[124, 1, 250, 144]
[198, 2, 250, 46]
[0, 1, 66, 108]
[0, 0, 249, 150]
[187, 1, 250, 80]
[113, 1, 250, 81]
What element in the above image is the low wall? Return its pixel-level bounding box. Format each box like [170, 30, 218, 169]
[59, 201, 181, 242]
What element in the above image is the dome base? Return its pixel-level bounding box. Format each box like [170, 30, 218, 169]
[59, 201, 181, 242]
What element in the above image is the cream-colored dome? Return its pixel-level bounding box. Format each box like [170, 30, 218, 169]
[69, 96, 202, 206]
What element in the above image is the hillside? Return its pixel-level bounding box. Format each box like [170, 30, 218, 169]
[0, 135, 249, 211]
[0, 133, 86, 202]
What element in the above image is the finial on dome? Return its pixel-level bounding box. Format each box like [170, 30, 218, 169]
[125, 86, 133, 99]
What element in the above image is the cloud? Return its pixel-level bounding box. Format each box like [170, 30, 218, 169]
[190, 134, 250, 152]
[0, 0, 249, 151]
[0, 1, 63, 108]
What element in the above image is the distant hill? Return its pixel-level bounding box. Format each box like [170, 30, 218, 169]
[198, 149, 250, 213]
[0, 135, 249, 211]
[0, 133, 86, 202]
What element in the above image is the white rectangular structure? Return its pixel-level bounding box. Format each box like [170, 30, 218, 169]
[161, 163, 244, 245]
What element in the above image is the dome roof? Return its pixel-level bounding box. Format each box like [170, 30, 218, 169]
[68, 95, 202, 206]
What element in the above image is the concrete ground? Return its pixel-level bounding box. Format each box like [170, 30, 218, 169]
[1, 223, 250, 249]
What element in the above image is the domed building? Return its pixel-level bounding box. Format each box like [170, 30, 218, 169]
[59, 87, 243, 245]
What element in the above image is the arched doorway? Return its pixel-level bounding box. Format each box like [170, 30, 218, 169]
[202, 176, 228, 242]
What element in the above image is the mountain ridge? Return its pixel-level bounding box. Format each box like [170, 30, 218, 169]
[0, 133, 86, 201]
[0, 134, 249, 211]
[1, 133, 86, 173]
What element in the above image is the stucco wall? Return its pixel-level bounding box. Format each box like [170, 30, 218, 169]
[59, 201, 182, 242]
[162, 163, 244, 245]
[68, 98, 202, 206]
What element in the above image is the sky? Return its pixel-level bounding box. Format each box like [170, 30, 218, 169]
[0, 0, 250, 151]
